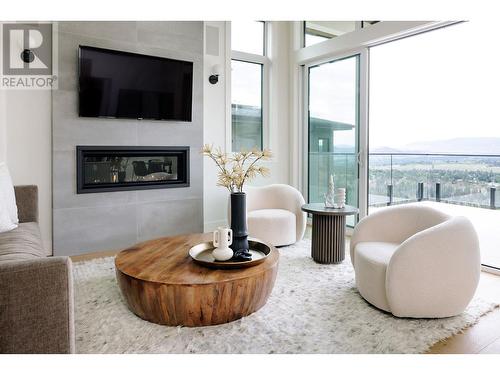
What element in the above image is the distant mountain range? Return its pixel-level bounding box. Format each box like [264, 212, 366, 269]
[371, 137, 500, 155]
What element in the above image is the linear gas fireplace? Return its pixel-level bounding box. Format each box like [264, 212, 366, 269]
[77, 146, 189, 193]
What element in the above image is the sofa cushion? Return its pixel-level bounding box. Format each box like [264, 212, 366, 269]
[0, 222, 44, 262]
[354, 242, 399, 312]
[247, 208, 296, 246]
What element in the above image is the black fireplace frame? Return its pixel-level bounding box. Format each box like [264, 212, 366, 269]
[76, 145, 190, 194]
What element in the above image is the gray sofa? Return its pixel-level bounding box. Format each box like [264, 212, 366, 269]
[0, 185, 75, 353]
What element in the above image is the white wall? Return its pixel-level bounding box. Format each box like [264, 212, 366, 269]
[4, 90, 52, 254]
[203, 21, 292, 231]
[261, 21, 291, 186]
[203, 21, 231, 231]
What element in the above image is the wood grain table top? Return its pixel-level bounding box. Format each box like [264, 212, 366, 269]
[115, 232, 279, 286]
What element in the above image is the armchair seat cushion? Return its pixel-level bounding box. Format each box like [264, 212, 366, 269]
[354, 242, 399, 312]
[0, 222, 44, 262]
[247, 208, 296, 246]
[244, 184, 306, 246]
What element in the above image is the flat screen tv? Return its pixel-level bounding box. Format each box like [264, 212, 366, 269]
[78, 46, 193, 121]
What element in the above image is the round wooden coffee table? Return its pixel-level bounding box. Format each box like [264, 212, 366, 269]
[115, 232, 279, 327]
[301, 203, 359, 264]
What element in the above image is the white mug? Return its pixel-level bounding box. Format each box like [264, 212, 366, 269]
[212, 227, 233, 261]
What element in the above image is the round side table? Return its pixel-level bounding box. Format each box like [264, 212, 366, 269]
[301, 203, 359, 264]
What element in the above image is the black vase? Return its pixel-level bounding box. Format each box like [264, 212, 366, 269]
[229, 192, 252, 261]
[118, 171, 127, 182]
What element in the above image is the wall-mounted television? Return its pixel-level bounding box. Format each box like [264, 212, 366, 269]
[78, 46, 193, 121]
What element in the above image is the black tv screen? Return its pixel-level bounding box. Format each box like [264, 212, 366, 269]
[78, 46, 193, 121]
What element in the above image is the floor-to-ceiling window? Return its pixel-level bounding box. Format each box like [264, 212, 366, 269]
[299, 21, 500, 266]
[368, 21, 500, 269]
[307, 55, 360, 226]
[231, 21, 268, 152]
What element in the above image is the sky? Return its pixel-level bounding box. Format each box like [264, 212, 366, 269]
[369, 21, 500, 149]
[231, 21, 264, 56]
[231, 22, 264, 107]
[232, 60, 261, 107]
[309, 56, 357, 148]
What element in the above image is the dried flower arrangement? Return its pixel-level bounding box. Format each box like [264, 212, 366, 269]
[202, 144, 272, 192]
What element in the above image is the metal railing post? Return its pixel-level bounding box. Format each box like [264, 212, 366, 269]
[417, 182, 424, 201]
[387, 184, 393, 206]
[490, 186, 496, 209]
[435, 182, 441, 202]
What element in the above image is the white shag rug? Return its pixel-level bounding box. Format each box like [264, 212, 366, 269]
[74, 240, 498, 354]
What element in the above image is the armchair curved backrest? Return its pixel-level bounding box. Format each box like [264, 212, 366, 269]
[350, 205, 450, 266]
[245, 184, 307, 242]
[386, 215, 480, 317]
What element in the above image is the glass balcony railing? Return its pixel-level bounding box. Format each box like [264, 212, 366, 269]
[369, 153, 500, 209]
[309, 151, 358, 226]
[309, 152, 358, 205]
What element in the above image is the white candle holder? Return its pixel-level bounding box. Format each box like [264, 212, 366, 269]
[334, 188, 346, 209]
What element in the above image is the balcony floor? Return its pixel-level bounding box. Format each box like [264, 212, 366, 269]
[371, 201, 500, 269]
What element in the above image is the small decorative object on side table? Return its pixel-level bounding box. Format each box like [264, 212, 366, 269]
[301, 203, 359, 264]
[334, 188, 346, 208]
[324, 174, 335, 208]
[202, 144, 272, 261]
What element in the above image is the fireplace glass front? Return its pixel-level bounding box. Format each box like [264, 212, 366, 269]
[77, 146, 189, 193]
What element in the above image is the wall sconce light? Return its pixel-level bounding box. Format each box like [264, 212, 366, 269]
[209, 64, 221, 84]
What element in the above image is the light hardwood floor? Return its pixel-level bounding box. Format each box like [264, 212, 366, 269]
[71, 232, 500, 354]
[427, 272, 500, 354]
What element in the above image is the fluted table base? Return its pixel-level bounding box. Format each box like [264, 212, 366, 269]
[311, 214, 346, 264]
[301, 204, 358, 265]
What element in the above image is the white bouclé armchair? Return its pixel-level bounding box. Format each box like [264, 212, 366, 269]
[245, 184, 307, 247]
[350, 205, 481, 318]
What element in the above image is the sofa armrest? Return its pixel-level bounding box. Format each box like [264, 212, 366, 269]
[14, 185, 38, 223]
[0, 257, 75, 353]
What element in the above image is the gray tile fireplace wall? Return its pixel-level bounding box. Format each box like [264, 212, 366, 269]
[52, 22, 204, 256]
